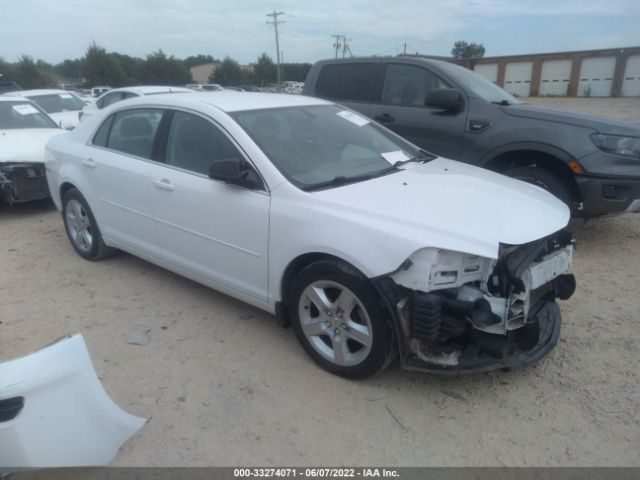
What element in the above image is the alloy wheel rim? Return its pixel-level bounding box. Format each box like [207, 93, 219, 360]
[66, 199, 93, 253]
[298, 280, 373, 367]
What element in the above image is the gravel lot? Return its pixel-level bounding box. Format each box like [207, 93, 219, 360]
[1, 97, 639, 467]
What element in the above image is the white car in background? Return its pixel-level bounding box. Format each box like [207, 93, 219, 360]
[45, 92, 575, 378]
[91, 86, 111, 97]
[80, 85, 193, 122]
[185, 83, 224, 92]
[0, 97, 62, 203]
[6, 89, 89, 129]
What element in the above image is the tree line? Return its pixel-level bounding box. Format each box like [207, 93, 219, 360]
[0, 42, 311, 89]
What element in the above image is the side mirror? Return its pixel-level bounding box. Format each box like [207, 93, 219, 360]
[424, 88, 463, 112]
[208, 158, 258, 189]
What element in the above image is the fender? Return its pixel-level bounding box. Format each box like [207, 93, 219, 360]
[479, 141, 575, 169]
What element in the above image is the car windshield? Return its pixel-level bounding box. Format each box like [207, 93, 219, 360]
[0, 101, 58, 129]
[437, 62, 524, 105]
[29, 93, 86, 113]
[232, 105, 426, 190]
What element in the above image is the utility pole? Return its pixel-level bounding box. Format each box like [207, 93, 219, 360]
[403, 42, 407, 55]
[342, 36, 353, 58]
[331, 34, 342, 59]
[266, 10, 284, 84]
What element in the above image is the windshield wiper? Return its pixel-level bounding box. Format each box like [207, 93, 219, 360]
[491, 100, 511, 106]
[303, 173, 379, 191]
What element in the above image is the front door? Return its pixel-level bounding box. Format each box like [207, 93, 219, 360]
[150, 111, 270, 302]
[368, 63, 468, 159]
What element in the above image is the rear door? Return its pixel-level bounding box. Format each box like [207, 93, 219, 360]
[87, 108, 165, 256]
[368, 63, 468, 159]
[313, 62, 378, 117]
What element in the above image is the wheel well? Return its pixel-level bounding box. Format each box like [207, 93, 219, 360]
[484, 150, 581, 202]
[59, 182, 76, 199]
[280, 253, 346, 304]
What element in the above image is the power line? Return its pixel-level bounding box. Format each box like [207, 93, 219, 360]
[331, 34, 353, 58]
[266, 10, 285, 84]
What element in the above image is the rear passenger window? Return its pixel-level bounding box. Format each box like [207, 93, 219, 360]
[165, 111, 241, 175]
[99, 92, 124, 109]
[382, 64, 451, 107]
[92, 114, 114, 147]
[316, 63, 376, 102]
[106, 109, 164, 159]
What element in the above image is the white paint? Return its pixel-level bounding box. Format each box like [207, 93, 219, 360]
[0, 334, 146, 468]
[621, 55, 640, 97]
[46, 93, 570, 312]
[474, 63, 499, 84]
[578, 56, 616, 97]
[504, 61, 533, 97]
[539, 59, 573, 96]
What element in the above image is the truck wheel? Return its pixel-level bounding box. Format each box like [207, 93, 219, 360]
[289, 259, 395, 379]
[505, 166, 573, 210]
[62, 188, 115, 260]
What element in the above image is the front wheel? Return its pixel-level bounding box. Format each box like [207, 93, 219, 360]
[62, 188, 115, 260]
[505, 166, 573, 210]
[289, 259, 395, 379]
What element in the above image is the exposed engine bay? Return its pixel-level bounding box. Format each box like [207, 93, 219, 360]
[382, 230, 575, 373]
[0, 162, 50, 204]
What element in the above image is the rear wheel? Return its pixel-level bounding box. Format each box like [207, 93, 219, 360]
[289, 259, 395, 379]
[62, 188, 115, 260]
[505, 166, 573, 210]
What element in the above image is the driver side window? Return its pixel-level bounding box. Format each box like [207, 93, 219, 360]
[382, 64, 451, 107]
[165, 111, 255, 180]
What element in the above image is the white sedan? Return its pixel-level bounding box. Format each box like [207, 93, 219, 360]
[80, 85, 193, 122]
[0, 97, 62, 204]
[6, 89, 89, 129]
[45, 92, 575, 378]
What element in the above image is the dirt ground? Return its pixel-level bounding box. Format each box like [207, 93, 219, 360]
[1, 98, 639, 467]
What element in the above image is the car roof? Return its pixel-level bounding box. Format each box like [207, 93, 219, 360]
[6, 89, 77, 97]
[0, 96, 37, 103]
[104, 85, 194, 95]
[130, 91, 330, 113]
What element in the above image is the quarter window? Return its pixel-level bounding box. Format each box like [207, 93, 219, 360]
[105, 109, 164, 159]
[316, 63, 376, 102]
[382, 64, 451, 107]
[165, 111, 241, 175]
[92, 114, 114, 147]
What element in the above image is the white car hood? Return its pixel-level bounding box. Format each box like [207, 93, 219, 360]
[48, 110, 80, 129]
[0, 128, 63, 164]
[313, 158, 570, 259]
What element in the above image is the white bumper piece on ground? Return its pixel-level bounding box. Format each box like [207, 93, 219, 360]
[0, 334, 146, 469]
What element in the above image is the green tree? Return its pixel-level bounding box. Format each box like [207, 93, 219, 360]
[184, 54, 218, 69]
[54, 59, 84, 82]
[252, 53, 276, 86]
[281, 62, 312, 82]
[138, 49, 191, 85]
[82, 42, 126, 87]
[0, 57, 14, 80]
[110, 53, 145, 85]
[211, 56, 245, 86]
[451, 41, 485, 59]
[12, 55, 54, 88]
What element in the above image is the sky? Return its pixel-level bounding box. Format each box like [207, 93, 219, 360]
[1, 0, 639, 64]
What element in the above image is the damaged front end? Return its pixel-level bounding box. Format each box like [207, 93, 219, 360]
[0, 162, 50, 204]
[380, 230, 576, 373]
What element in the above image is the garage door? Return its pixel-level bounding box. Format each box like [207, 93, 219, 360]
[539, 59, 572, 96]
[621, 55, 640, 97]
[474, 63, 498, 84]
[504, 62, 532, 97]
[578, 57, 616, 97]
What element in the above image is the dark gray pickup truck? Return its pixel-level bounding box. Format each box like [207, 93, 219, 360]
[303, 57, 640, 217]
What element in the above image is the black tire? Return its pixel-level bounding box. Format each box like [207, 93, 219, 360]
[505, 166, 573, 210]
[289, 259, 395, 379]
[61, 188, 115, 260]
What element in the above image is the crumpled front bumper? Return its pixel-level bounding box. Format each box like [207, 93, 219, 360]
[401, 299, 561, 375]
[0, 162, 50, 204]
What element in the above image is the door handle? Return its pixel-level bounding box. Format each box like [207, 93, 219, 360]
[153, 178, 174, 191]
[374, 113, 395, 123]
[82, 158, 96, 168]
